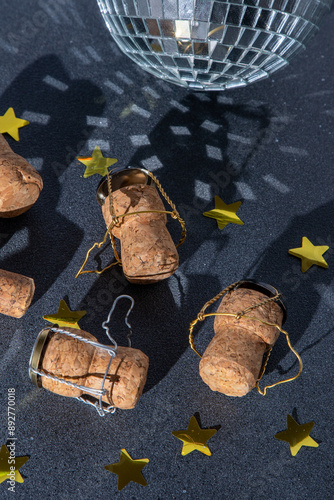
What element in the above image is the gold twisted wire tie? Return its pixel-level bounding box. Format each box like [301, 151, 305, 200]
[188, 280, 303, 396]
[76, 168, 186, 278]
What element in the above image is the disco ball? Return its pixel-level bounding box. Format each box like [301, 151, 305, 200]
[97, 0, 332, 90]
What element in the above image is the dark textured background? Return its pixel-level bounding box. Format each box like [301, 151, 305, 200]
[0, 1, 333, 498]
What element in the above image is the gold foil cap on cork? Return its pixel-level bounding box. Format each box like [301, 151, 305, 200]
[29, 327, 52, 388]
[96, 166, 153, 206]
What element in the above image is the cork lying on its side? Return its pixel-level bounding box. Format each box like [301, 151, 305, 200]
[199, 287, 284, 397]
[41, 329, 96, 398]
[0, 134, 43, 218]
[102, 184, 179, 284]
[85, 345, 149, 409]
[0, 269, 35, 318]
[40, 328, 149, 409]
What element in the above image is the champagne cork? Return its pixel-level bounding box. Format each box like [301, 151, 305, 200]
[97, 168, 179, 284]
[0, 269, 35, 318]
[0, 134, 43, 217]
[199, 282, 285, 397]
[30, 327, 149, 410]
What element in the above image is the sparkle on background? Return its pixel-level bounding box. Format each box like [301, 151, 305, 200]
[203, 196, 244, 230]
[288, 236, 329, 272]
[275, 414, 319, 456]
[43, 299, 86, 329]
[0, 107, 29, 141]
[172, 415, 217, 456]
[105, 448, 149, 490]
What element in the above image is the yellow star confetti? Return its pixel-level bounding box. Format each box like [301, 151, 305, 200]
[43, 299, 86, 329]
[289, 236, 329, 272]
[172, 415, 217, 456]
[203, 196, 244, 230]
[0, 444, 29, 484]
[275, 414, 319, 456]
[105, 448, 149, 491]
[0, 108, 29, 141]
[77, 146, 118, 178]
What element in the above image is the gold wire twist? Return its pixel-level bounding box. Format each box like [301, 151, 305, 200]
[106, 168, 122, 265]
[75, 168, 186, 278]
[107, 168, 116, 221]
[188, 281, 303, 396]
[146, 170, 187, 247]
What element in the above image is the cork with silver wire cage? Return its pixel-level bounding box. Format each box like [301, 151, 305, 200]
[29, 296, 149, 412]
[29, 327, 149, 410]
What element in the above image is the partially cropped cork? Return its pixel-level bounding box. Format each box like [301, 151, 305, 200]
[0, 269, 35, 318]
[199, 287, 283, 397]
[40, 328, 149, 409]
[102, 184, 179, 283]
[0, 134, 43, 217]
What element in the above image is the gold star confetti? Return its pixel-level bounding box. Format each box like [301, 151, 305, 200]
[77, 146, 118, 178]
[172, 415, 217, 456]
[203, 196, 244, 230]
[43, 299, 86, 329]
[288, 236, 329, 272]
[0, 108, 29, 141]
[0, 444, 29, 484]
[275, 414, 319, 456]
[105, 448, 149, 491]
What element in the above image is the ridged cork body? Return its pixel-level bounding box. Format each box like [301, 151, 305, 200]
[39, 328, 149, 409]
[0, 134, 43, 217]
[0, 269, 35, 318]
[102, 184, 179, 283]
[199, 287, 284, 397]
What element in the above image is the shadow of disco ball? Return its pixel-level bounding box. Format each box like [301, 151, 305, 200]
[97, 0, 332, 90]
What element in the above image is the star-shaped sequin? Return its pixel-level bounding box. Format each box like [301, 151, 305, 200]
[0, 444, 29, 484]
[105, 448, 149, 490]
[0, 108, 29, 141]
[172, 416, 217, 456]
[289, 236, 329, 272]
[43, 299, 86, 329]
[203, 196, 244, 230]
[77, 146, 118, 178]
[275, 414, 319, 456]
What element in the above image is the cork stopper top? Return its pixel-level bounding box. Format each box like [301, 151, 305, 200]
[96, 167, 153, 206]
[236, 280, 287, 324]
